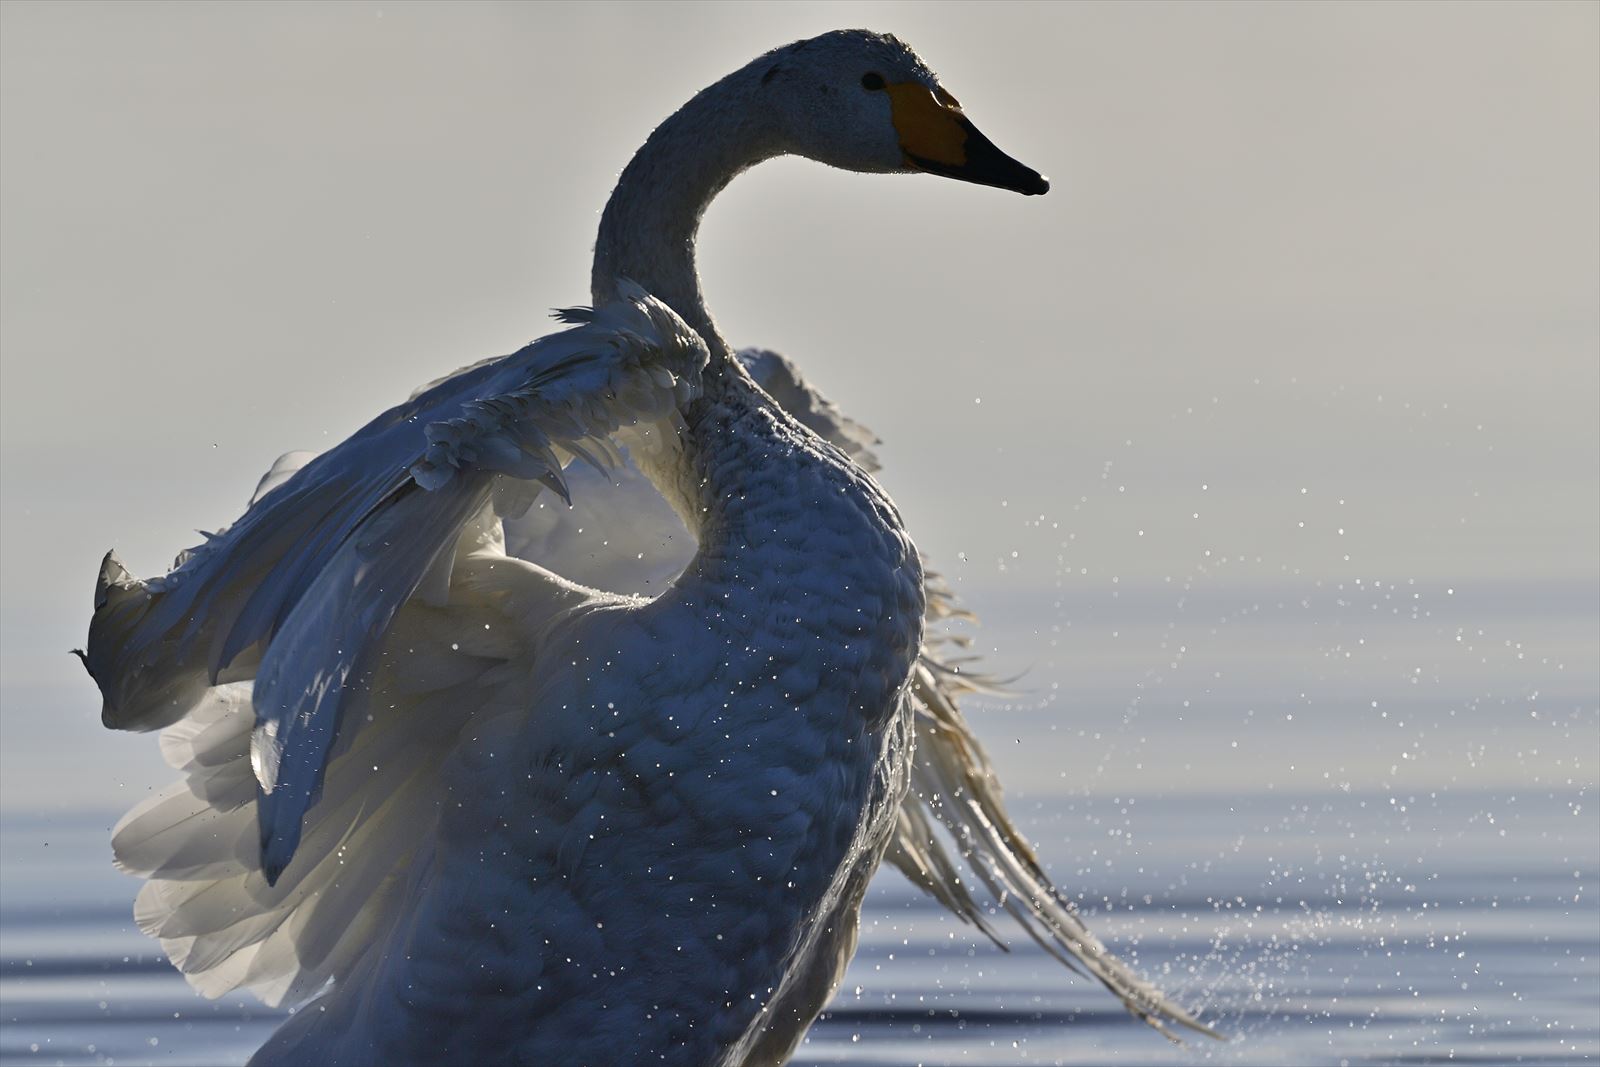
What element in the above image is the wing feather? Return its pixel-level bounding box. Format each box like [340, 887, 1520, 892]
[747, 348, 1220, 1040]
[84, 283, 708, 881]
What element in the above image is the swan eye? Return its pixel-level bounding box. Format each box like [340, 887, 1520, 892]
[860, 73, 886, 92]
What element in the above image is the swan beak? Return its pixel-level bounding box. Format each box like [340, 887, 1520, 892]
[888, 82, 1049, 196]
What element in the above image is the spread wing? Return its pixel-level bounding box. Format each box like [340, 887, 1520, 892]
[82, 283, 708, 882]
[742, 350, 1216, 1038]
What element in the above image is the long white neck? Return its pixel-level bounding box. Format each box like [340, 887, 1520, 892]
[589, 59, 803, 535]
[584, 59, 914, 649]
[591, 61, 779, 358]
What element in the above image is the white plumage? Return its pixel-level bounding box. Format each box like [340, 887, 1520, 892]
[83, 29, 1215, 1066]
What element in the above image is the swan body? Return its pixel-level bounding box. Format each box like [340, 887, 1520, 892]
[251, 361, 923, 1066]
[82, 29, 1213, 1066]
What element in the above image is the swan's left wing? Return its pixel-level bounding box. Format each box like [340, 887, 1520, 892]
[82, 284, 707, 881]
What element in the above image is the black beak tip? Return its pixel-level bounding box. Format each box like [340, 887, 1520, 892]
[930, 117, 1052, 197]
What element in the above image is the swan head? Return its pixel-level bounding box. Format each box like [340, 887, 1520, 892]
[756, 30, 1049, 196]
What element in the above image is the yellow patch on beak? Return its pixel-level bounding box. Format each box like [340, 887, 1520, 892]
[886, 82, 968, 167]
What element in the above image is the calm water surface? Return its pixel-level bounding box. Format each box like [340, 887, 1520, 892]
[2, 788, 1594, 1066]
[5, 570, 1596, 1065]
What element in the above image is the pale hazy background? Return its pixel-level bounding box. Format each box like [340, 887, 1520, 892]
[1, 1, 1596, 813]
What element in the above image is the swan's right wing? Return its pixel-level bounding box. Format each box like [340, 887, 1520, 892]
[894, 594, 1221, 1040]
[738, 350, 1220, 1040]
[83, 284, 707, 881]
